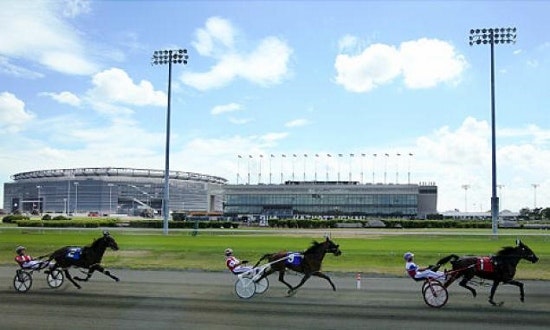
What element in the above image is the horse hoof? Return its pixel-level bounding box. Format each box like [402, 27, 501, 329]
[287, 289, 297, 297]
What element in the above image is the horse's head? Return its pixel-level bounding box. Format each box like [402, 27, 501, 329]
[324, 237, 342, 256]
[516, 239, 538, 263]
[102, 231, 119, 251]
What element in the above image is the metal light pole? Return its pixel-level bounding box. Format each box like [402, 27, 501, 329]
[469, 27, 517, 236]
[461, 184, 470, 212]
[151, 48, 188, 235]
[73, 182, 79, 214]
[108, 183, 114, 214]
[532, 184, 539, 208]
[36, 185, 42, 213]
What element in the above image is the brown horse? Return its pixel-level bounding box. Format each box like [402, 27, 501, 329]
[445, 240, 539, 306]
[254, 237, 342, 295]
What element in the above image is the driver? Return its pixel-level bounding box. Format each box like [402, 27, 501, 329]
[15, 246, 50, 270]
[404, 251, 445, 280]
[225, 248, 253, 275]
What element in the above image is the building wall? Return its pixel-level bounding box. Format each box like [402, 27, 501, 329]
[3, 168, 226, 216]
[223, 181, 437, 219]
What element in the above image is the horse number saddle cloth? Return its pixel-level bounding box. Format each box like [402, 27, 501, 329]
[476, 257, 495, 273]
[285, 253, 303, 266]
[66, 247, 82, 260]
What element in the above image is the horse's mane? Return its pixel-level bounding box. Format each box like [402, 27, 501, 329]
[304, 240, 321, 254]
[496, 246, 516, 256]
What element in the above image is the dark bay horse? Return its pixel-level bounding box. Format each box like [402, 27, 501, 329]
[254, 237, 342, 295]
[445, 240, 538, 305]
[47, 231, 120, 289]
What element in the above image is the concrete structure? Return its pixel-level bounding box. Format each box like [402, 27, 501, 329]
[3, 168, 226, 216]
[223, 181, 437, 219]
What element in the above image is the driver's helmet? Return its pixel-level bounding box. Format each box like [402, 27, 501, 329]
[403, 252, 414, 261]
[15, 246, 26, 255]
[224, 248, 233, 257]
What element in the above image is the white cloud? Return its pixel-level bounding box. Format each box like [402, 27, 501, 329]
[182, 17, 293, 90]
[400, 38, 467, 88]
[0, 56, 44, 79]
[88, 68, 166, 107]
[62, 0, 91, 18]
[40, 91, 81, 106]
[414, 117, 550, 212]
[334, 43, 401, 93]
[211, 102, 241, 115]
[285, 118, 309, 128]
[0, 1, 98, 75]
[192, 16, 236, 57]
[334, 37, 467, 92]
[0, 92, 35, 133]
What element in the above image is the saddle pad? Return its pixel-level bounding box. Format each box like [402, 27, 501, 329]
[66, 248, 82, 260]
[476, 257, 494, 273]
[285, 253, 303, 266]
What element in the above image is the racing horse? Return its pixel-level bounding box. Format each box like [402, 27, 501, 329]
[254, 237, 342, 295]
[47, 231, 120, 289]
[444, 240, 538, 306]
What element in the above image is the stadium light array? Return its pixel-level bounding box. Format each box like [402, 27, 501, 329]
[151, 48, 189, 235]
[469, 27, 516, 236]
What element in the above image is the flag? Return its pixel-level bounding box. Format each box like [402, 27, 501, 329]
[350, 153, 354, 157]
[327, 154, 331, 157]
[282, 154, 286, 157]
[338, 153, 343, 157]
[361, 153, 366, 157]
[373, 154, 377, 157]
[249, 155, 253, 158]
[385, 153, 389, 157]
[293, 154, 297, 157]
[409, 153, 413, 156]
[315, 154, 319, 157]
[271, 154, 275, 157]
[238, 155, 242, 158]
[396, 153, 401, 156]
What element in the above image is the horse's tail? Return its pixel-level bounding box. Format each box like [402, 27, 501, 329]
[253, 253, 272, 268]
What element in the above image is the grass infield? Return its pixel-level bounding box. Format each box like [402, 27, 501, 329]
[1, 228, 548, 279]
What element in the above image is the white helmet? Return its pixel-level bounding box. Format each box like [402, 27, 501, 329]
[403, 252, 414, 261]
[224, 248, 233, 256]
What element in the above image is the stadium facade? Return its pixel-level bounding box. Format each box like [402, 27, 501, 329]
[3, 168, 437, 219]
[224, 181, 437, 219]
[3, 168, 227, 216]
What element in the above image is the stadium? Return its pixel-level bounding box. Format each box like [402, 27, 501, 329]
[3, 167, 437, 219]
[2, 168, 227, 217]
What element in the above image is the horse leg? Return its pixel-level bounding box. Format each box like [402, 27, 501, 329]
[459, 274, 477, 298]
[489, 281, 504, 306]
[276, 270, 296, 295]
[97, 265, 119, 282]
[63, 269, 82, 289]
[288, 273, 311, 295]
[312, 271, 336, 291]
[504, 279, 524, 303]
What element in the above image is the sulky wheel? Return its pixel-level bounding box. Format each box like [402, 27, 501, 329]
[47, 269, 64, 288]
[14, 270, 33, 293]
[423, 281, 448, 308]
[235, 277, 256, 299]
[254, 277, 269, 294]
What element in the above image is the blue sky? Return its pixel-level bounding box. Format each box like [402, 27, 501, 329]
[1, 0, 548, 213]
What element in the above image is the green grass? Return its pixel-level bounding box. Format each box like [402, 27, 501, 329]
[1, 228, 549, 279]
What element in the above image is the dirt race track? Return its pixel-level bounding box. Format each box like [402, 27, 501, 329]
[1, 266, 549, 330]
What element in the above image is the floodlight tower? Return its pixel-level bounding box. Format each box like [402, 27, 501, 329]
[151, 48, 188, 235]
[469, 27, 517, 236]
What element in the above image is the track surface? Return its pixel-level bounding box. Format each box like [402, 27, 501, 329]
[1, 267, 549, 329]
